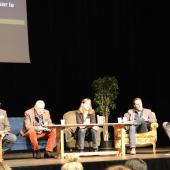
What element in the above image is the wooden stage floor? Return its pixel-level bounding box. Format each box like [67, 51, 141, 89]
[3, 147, 170, 170]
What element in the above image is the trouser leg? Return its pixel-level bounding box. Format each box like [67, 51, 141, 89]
[137, 120, 148, 133]
[2, 133, 17, 152]
[26, 129, 39, 151]
[77, 128, 86, 150]
[90, 128, 98, 149]
[129, 118, 149, 148]
[45, 128, 56, 152]
[129, 125, 136, 148]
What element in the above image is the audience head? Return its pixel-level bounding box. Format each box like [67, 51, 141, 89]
[125, 158, 148, 170]
[61, 154, 83, 170]
[0, 161, 12, 170]
[79, 98, 94, 114]
[105, 165, 131, 170]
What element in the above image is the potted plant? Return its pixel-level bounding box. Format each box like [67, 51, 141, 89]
[92, 76, 119, 145]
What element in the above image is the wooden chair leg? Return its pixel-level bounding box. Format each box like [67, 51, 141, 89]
[153, 143, 156, 154]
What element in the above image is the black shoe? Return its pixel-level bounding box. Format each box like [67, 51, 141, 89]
[92, 148, 98, 152]
[33, 150, 41, 159]
[44, 151, 54, 158]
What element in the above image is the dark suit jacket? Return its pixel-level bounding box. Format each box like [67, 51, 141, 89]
[75, 111, 96, 140]
[76, 111, 96, 124]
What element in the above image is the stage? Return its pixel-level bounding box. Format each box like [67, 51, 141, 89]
[3, 147, 170, 170]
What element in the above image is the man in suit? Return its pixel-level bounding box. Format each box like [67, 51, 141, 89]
[21, 100, 57, 159]
[0, 104, 17, 157]
[124, 97, 157, 155]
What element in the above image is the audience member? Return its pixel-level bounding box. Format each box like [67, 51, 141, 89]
[75, 98, 98, 152]
[124, 97, 157, 154]
[61, 154, 83, 170]
[0, 104, 17, 156]
[105, 165, 131, 170]
[20, 100, 57, 159]
[125, 158, 148, 170]
[0, 161, 12, 170]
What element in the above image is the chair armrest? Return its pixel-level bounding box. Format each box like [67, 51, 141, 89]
[150, 122, 159, 130]
[64, 128, 76, 142]
[98, 127, 103, 133]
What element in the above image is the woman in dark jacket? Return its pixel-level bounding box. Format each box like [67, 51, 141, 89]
[76, 98, 98, 152]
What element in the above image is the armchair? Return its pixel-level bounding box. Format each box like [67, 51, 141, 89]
[63, 110, 103, 151]
[114, 112, 159, 154]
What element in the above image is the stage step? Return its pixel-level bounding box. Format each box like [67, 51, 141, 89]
[64, 150, 119, 157]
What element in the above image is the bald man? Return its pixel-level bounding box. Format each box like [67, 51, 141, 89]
[21, 100, 57, 159]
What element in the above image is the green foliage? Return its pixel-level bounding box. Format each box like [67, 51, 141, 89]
[92, 76, 119, 141]
[92, 76, 119, 117]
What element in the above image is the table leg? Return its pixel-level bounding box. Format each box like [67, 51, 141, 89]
[120, 127, 125, 156]
[56, 127, 64, 159]
[60, 129, 64, 159]
[56, 128, 61, 158]
[0, 135, 2, 161]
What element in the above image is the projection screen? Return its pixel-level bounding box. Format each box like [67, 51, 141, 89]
[0, 0, 30, 63]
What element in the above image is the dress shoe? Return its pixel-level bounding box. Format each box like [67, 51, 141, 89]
[44, 151, 55, 158]
[33, 150, 41, 159]
[130, 148, 136, 155]
[92, 148, 98, 152]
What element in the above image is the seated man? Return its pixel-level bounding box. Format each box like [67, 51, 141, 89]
[0, 106, 17, 155]
[124, 97, 157, 155]
[21, 100, 57, 159]
[75, 98, 98, 152]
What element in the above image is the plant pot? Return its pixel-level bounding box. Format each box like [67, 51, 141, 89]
[99, 140, 114, 150]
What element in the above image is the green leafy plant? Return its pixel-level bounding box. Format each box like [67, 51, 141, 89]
[92, 76, 119, 141]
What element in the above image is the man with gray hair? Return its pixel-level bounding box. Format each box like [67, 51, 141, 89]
[21, 100, 57, 159]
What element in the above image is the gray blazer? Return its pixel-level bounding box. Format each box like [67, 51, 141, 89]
[0, 109, 10, 132]
[124, 108, 157, 123]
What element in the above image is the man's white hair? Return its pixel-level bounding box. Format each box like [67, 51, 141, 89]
[35, 100, 45, 109]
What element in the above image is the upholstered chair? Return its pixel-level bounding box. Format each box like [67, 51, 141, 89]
[114, 112, 159, 154]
